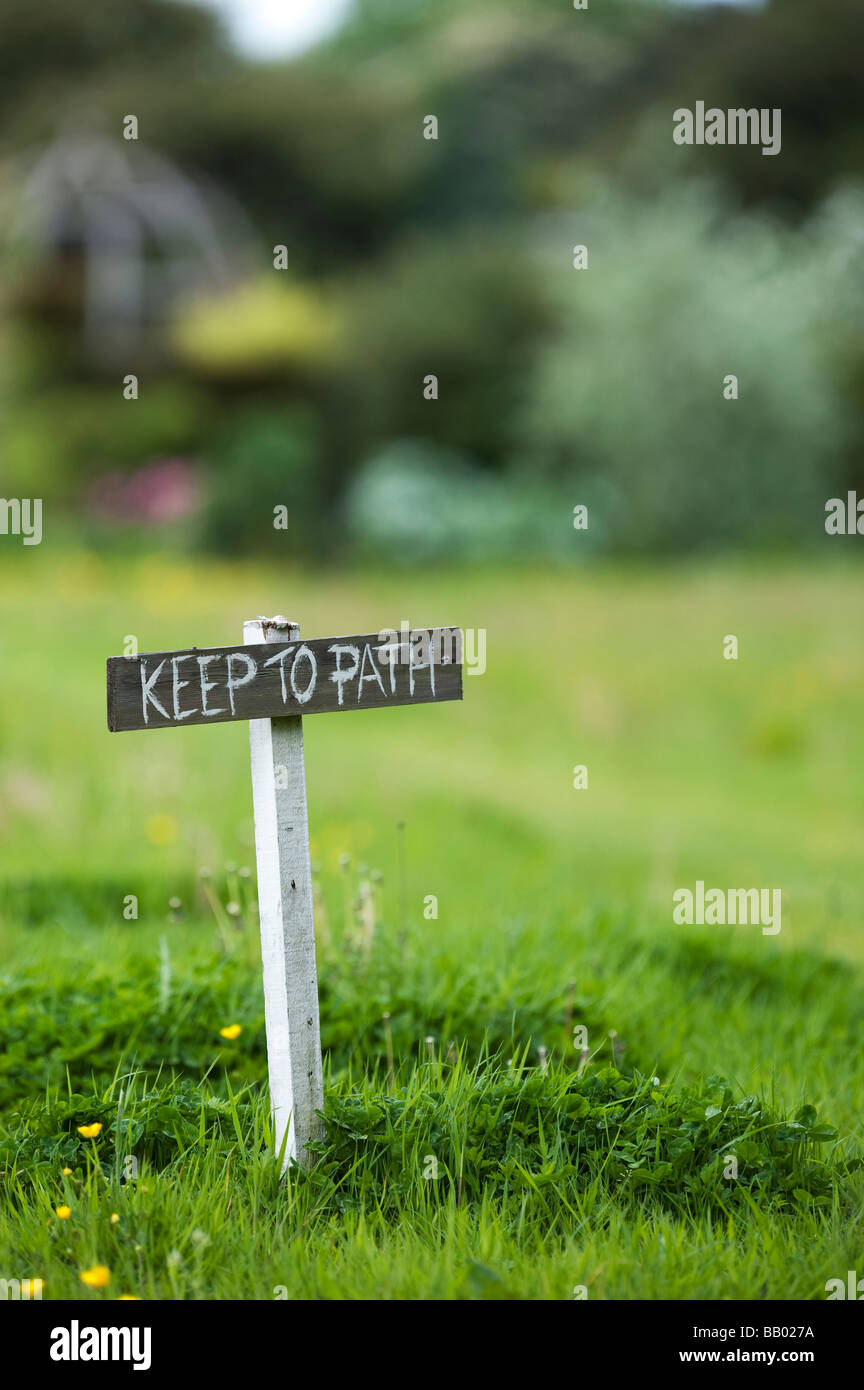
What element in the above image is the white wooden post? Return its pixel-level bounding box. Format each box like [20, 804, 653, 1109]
[244, 615, 324, 1171]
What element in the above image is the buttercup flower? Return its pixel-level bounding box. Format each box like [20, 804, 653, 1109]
[219, 1024, 242, 1040]
[55, 1205, 71, 1219]
[77, 1123, 103, 1139]
[79, 1265, 111, 1289]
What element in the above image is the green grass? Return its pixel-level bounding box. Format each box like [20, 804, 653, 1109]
[1, 552, 863, 1299]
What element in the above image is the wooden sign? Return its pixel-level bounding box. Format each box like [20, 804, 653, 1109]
[107, 617, 462, 1171]
[107, 626, 462, 732]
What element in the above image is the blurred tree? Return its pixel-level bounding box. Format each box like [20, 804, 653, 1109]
[633, 0, 864, 217]
[0, 0, 230, 134]
[341, 231, 552, 469]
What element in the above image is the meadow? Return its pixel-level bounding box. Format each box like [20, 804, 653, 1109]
[0, 552, 862, 1300]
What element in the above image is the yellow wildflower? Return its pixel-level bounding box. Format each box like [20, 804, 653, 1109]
[55, 1206, 71, 1220]
[77, 1123, 103, 1139]
[219, 1024, 242, 1040]
[146, 813, 178, 846]
[79, 1265, 111, 1289]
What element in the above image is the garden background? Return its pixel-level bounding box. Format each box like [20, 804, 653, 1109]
[1, 0, 862, 1300]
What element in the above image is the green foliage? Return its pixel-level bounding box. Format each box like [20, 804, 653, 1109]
[0, 1064, 848, 1225]
[311, 1066, 843, 1217]
[516, 182, 854, 552]
[658, 0, 864, 215]
[346, 441, 573, 561]
[0, 1068, 859, 1301]
[343, 233, 551, 467]
[0, 898, 612, 1113]
[199, 407, 322, 555]
[1, 378, 209, 500]
[0, 0, 228, 136]
[2, 0, 863, 556]
[2, 1081, 244, 1178]
[2, 765, 861, 1290]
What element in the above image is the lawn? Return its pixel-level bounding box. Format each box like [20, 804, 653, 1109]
[0, 551, 862, 1300]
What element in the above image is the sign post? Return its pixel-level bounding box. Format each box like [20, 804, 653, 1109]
[244, 616, 322, 1170]
[107, 619, 463, 1169]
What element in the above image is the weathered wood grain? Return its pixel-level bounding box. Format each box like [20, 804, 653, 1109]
[107, 627, 463, 732]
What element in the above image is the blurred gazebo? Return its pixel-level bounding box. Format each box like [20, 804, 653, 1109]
[5, 128, 255, 365]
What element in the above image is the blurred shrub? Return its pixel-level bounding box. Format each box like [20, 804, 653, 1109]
[346, 440, 573, 562]
[514, 181, 854, 552]
[85, 458, 202, 529]
[343, 233, 551, 467]
[173, 277, 343, 380]
[199, 406, 322, 556]
[2, 378, 209, 501]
